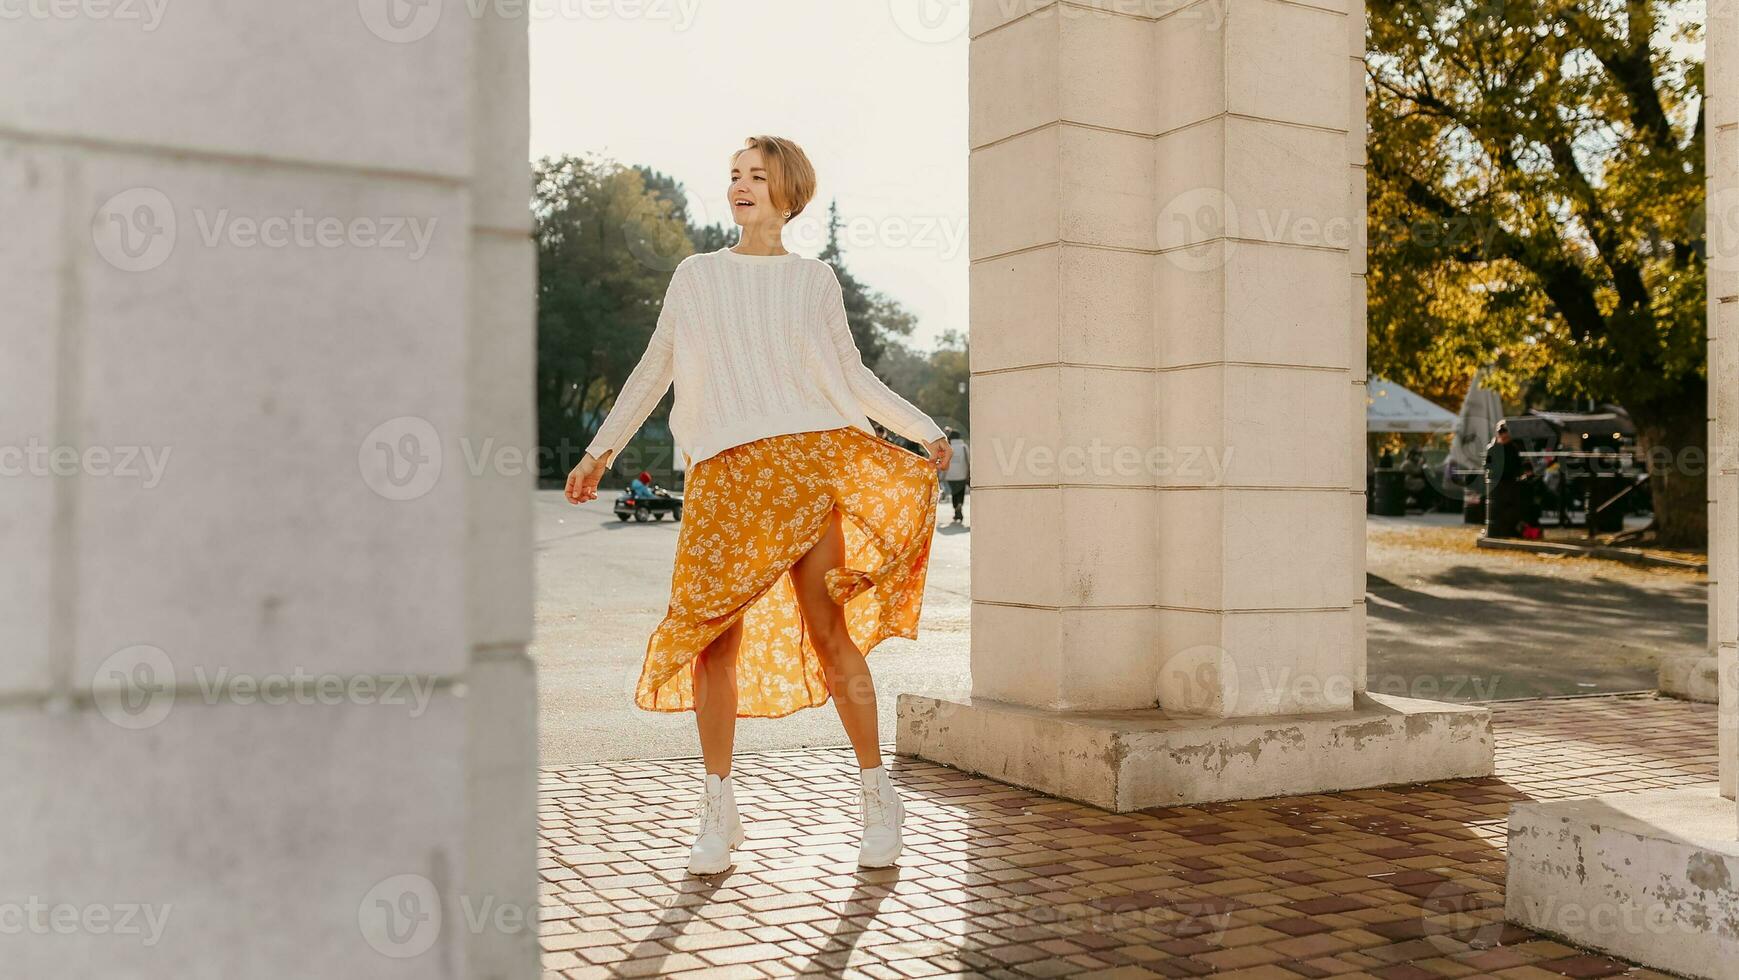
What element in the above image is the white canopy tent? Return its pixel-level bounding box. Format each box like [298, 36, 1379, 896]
[1366, 377, 1458, 433]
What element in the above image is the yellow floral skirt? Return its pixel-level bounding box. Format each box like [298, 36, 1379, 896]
[634, 424, 939, 718]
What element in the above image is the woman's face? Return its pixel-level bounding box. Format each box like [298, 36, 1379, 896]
[727, 147, 780, 231]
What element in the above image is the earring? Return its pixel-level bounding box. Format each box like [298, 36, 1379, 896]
[783, 210, 791, 218]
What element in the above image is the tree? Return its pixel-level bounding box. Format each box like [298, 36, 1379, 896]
[1367, 0, 1706, 545]
[633, 164, 736, 253]
[817, 201, 921, 371]
[874, 329, 971, 435]
[917, 329, 970, 435]
[533, 154, 692, 480]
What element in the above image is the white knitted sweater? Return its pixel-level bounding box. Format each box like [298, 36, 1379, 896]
[584, 246, 945, 469]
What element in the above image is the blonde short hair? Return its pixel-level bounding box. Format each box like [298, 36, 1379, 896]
[732, 135, 817, 221]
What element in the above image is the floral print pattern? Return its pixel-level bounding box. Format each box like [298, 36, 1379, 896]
[634, 425, 940, 718]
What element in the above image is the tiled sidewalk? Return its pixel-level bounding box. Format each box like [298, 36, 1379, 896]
[539, 695, 1721, 979]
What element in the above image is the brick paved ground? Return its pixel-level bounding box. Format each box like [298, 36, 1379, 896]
[539, 694, 1721, 979]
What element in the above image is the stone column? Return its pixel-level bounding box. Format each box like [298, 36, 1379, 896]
[1659, 206, 1728, 731]
[1504, 12, 1739, 975]
[1713, 0, 1739, 825]
[0, 5, 538, 977]
[1718, 73, 1739, 797]
[896, 0, 1491, 812]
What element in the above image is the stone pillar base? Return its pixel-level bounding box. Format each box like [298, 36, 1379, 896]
[894, 691, 1493, 812]
[1506, 787, 1739, 980]
[1659, 653, 1721, 703]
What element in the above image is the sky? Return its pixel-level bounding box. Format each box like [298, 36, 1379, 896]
[528, 0, 971, 353]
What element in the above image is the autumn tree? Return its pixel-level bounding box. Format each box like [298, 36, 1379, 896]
[1367, 0, 1706, 544]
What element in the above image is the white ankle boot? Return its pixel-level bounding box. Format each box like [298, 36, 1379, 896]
[687, 772, 745, 876]
[856, 765, 905, 868]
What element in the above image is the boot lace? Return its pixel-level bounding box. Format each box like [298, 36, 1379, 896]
[862, 783, 889, 829]
[697, 788, 727, 837]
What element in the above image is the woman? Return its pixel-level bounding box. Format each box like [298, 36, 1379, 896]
[565, 135, 951, 876]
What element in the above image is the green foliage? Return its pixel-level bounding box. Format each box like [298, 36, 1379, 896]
[533, 153, 693, 480]
[918, 330, 971, 435]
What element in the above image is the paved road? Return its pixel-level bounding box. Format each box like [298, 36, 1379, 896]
[535, 496, 1705, 764]
[1364, 515, 1703, 704]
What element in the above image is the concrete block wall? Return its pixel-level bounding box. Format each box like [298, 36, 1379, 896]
[0, 4, 538, 977]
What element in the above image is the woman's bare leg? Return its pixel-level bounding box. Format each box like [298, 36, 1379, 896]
[789, 506, 882, 769]
[693, 617, 743, 777]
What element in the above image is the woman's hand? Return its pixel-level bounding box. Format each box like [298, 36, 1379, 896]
[924, 437, 951, 472]
[565, 450, 610, 504]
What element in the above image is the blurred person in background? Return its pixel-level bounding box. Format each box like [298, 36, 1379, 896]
[1483, 422, 1527, 537]
[943, 426, 969, 524]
